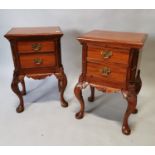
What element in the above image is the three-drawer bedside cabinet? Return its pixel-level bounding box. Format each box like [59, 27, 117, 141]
[5, 27, 68, 113]
[74, 30, 147, 135]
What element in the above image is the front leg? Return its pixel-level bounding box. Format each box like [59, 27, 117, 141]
[60, 73, 68, 107]
[55, 68, 68, 107]
[74, 83, 85, 119]
[11, 71, 24, 113]
[121, 84, 137, 135]
[88, 86, 95, 102]
[74, 81, 88, 119]
[132, 70, 142, 114]
[135, 70, 142, 94]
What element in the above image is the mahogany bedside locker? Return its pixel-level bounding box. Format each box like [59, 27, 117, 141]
[74, 30, 147, 135]
[5, 27, 68, 113]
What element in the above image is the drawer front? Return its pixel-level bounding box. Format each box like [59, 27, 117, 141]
[86, 62, 127, 86]
[17, 41, 55, 53]
[87, 46, 129, 65]
[19, 54, 56, 68]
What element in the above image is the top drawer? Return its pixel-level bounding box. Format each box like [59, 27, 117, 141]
[17, 40, 55, 53]
[87, 46, 130, 65]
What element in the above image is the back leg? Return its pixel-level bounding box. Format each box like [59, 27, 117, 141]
[88, 86, 95, 102]
[21, 79, 26, 95]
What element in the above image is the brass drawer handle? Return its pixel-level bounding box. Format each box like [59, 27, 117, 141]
[101, 50, 112, 59]
[100, 67, 111, 76]
[33, 58, 43, 65]
[32, 43, 42, 51]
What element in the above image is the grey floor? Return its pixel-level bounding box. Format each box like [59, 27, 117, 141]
[0, 48, 155, 145]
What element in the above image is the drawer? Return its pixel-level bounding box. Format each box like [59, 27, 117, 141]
[87, 46, 129, 65]
[86, 62, 127, 85]
[19, 53, 56, 68]
[17, 40, 55, 53]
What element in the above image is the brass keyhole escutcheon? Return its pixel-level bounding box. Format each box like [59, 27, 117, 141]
[100, 67, 111, 76]
[33, 58, 43, 65]
[32, 43, 42, 51]
[101, 50, 112, 59]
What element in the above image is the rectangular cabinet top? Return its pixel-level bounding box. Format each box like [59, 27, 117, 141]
[78, 30, 147, 48]
[5, 26, 63, 38]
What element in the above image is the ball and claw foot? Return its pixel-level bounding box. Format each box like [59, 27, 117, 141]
[122, 125, 131, 135]
[16, 105, 24, 113]
[75, 111, 84, 119]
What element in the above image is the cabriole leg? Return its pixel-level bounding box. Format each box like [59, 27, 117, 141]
[55, 68, 68, 107]
[132, 70, 142, 114]
[74, 83, 85, 119]
[11, 71, 24, 113]
[122, 84, 137, 135]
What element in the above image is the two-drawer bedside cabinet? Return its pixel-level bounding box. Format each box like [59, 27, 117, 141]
[74, 30, 147, 135]
[5, 27, 68, 113]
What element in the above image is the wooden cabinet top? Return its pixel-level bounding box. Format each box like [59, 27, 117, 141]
[5, 26, 63, 39]
[78, 30, 147, 48]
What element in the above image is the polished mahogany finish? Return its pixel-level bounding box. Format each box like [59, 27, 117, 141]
[74, 30, 147, 135]
[5, 26, 68, 113]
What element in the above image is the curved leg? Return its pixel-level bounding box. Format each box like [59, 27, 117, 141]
[88, 86, 95, 102]
[121, 84, 137, 135]
[74, 83, 85, 119]
[60, 73, 68, 107]
[55, 68, 68, 107]
[11, 71, 24, 113]
[20, 78, 26, 95]
[132, 70, 142, 114]
[135, 70, 142, 94]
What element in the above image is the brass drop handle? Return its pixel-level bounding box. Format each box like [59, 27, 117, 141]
[100, 67, 111, 76]
[101, 50, 112, 59]
[33, 58, 43, 65]
[32, 43, 42, 51]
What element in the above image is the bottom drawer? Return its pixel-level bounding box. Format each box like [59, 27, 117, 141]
[86, 62, 127, 88]
[19, 53, 56, 68]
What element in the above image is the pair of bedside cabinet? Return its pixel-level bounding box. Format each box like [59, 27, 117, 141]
[5, 27, 147, 135]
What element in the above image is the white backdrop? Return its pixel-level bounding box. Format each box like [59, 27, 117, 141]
[0, 10, 155, 145]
